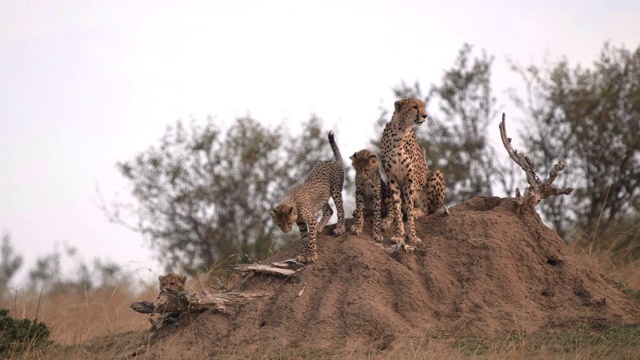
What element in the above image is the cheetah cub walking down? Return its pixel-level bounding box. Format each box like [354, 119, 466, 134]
[380, 98, 444, 245]
[270, 131, 345, 263]
[349, 149, 392, 242]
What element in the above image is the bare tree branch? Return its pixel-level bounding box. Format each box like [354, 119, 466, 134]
[499, 113, 573, 214]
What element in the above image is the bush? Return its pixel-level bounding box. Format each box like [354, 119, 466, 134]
[0, 309, 50, 354]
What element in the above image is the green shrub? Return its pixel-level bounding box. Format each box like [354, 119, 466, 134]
[0, 308, 50, 354]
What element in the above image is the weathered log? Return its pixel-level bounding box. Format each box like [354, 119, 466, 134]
[131, 301, 154, 314]
[131, 289, 268, 316]
[131, 272, 271, 335]
[229, 264, 297, 277]
[229, 258, 304, 277]
[499, 113, 573, 214]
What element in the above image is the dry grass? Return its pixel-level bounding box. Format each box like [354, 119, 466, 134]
[3, 247, 640, 360]
[2, 283, 150, 346]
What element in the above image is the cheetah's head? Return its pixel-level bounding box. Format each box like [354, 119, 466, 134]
[159, 273, 187, 292]
[393, 98, 428, 128]
[270, 204, 298, 233]
[349, 149, 379, 174]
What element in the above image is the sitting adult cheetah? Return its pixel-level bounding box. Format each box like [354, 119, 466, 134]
[270, 131, 345, 263]
[380, 98, 444, 245]
[349, 149, 393, 242]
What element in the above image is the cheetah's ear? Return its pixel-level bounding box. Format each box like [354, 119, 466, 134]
[349, 153, 356, 161]
[179, 275, 187, 284]
[394, 100, 403, 112]
[158, 275, 165, 282]
[269, 209, 277, 218]
[288, 206, 295, 215]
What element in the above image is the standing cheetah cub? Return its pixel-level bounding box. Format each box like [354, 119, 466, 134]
[380, 98, 444, 245]
[349, 149, 393, 242]
[270, 131, 345, 263]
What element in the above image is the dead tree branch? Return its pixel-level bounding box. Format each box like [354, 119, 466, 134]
[131, 289, 268, 316]
[229, 258, 304, 277]
[499, 113, 573, 214]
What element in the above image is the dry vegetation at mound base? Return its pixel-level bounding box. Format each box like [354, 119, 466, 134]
[5, 196, 640, 359]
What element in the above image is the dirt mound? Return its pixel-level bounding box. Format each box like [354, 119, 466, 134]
[150, 196, 640, 354]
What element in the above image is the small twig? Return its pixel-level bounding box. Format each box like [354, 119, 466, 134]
[34, 287, 44, 322]
[297, 283, 306, 297]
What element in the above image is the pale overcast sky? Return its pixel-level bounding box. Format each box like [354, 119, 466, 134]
[1, 0, 639, 287]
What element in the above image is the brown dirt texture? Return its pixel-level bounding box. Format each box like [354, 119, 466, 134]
[144, 196, 640, 356]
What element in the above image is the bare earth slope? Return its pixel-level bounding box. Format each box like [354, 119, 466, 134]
[150, 196, 640, 355]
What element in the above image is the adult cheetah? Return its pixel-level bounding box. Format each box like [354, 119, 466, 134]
[380, 98, 444, 245]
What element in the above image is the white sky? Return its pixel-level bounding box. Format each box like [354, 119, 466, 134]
[1, 0, 639, 287]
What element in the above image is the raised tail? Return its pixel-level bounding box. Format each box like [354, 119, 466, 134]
[328, 130, 343, 164]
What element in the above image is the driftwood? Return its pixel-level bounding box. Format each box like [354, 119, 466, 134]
[131, 282, 269, 333]
[229, 258, 304, 277]
[499, 113, 573, 214]
[131, 262, 300, 329]
[131, 289, 268, 316]
[131, 259, 304, 334]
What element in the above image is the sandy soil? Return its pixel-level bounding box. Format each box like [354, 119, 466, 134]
[145, 196, 640, 355]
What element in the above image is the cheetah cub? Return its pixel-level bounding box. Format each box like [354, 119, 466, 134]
[349, 149, 393, 242]
[158, 273, 187, 292]
[270, 131, 345, 264]
[151, 273, 187, 321]
[380, 98, 444, 245]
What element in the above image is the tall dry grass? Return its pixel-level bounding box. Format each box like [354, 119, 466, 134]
[2, 282, 151, 345]
[569, 231, 640, 289]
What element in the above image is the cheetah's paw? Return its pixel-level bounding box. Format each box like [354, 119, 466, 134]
[406, 234, 422, 245]
[373, 233, 384, 242]
[390, 236, 405, 245]
[333, 225, 345, 236]
[296, 253, 317, 264]
[350, 225, 362, 235]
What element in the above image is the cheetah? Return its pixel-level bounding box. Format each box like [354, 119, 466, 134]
[349, 149, 393, 242]
[414, 169, 445, 216]
[380, 98, 445, 245]
[158, 273, 187, 292]
[270, 131, 345, 263]
[151, 273, 187, 322]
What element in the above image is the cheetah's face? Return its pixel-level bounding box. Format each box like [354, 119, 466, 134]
[270, 204, 298, 233]
[350, 149, 379, 174]
[159, 273, 187, 292]
[394, 98, 428, 127]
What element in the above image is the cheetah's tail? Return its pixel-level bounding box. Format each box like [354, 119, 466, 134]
[328, 130, 343, 164]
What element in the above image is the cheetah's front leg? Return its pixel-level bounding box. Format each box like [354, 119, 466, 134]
[296, 221, 318, 264]
[350, 185, 365, 235]
[388, 178, 405, 245]
[402, 182, 422, 245]
[371, 182, 384, 242]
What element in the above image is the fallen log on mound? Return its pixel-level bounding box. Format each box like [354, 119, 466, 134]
[131, 289, 268, 316]
[130, 262, 303, 331]
[229, 258, 305, 277]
